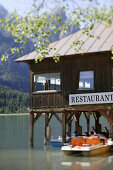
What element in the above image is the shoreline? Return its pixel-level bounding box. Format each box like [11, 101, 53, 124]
[0, 113, 30, 116]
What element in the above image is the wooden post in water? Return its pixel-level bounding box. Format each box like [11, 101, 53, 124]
[30, 111, 34, 148]
[30, 111, 42, 147]
[66, 112, 73, 135]
[84, 112, 90, 133]
[109, 110, 113, 140]
[44, 113, 52, 145]
[74, 112, 82, 133]
[87, 114, 90, 134]
[44, 113, 49, 145]
[62, 112, 66, 143]
[93, 112, 100, 133]
[74, 115, 79, 132]
[68, 119, 72, 135]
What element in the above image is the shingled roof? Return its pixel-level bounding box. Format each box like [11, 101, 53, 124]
[15, 22, 113, 62]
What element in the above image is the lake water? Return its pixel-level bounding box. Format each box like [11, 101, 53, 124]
[0, 114, 113, 170]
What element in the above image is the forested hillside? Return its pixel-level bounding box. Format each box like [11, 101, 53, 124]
[0, 85, 29, 113]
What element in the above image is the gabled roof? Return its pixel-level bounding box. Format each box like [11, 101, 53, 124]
[15, 22, 113, 62]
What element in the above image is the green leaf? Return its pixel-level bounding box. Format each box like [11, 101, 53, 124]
[11, 48, 15, 54]
[53, 54, 60, 62]
[14, 39, 18, 43]
[0, 19, 3, 22]
[111, 48, 113, 54]
[1, 55, 8, 61]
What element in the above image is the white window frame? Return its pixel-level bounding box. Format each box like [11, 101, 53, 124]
[33, 73, 61, 94]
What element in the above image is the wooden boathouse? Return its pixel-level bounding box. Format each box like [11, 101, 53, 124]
[16, 22, 113, 147]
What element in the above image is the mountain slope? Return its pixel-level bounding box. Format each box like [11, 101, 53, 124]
[0, 84, 29, 113]
[0, 5, 34, 92]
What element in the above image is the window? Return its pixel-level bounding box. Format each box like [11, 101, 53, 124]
[79, 71, 94, 89]
[33, 73, 61, 92]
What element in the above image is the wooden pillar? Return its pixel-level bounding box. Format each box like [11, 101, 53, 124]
[68, 119, 72, 134]
[95, 116, 99, 133]
[66, 112, 74, 135]
[75, 117, 79, 132]
[109, 110, 113, 140]
[30, 111, 34, 148]
[44, 113, 49, 145]
[74, 112, 82, 133]
[87, 113, 90, 133]
[93, 112, 100, 133]
[87, 119, 90, 133]
[62, 112, 66, 143]
[30, 111, 43, 147]
[44, 112, 53, 145]
[74, 113, 79, 132]
[84, 112, 90, 133]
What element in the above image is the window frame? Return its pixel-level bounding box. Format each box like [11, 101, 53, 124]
[78, 70, 94, 90]
[32, 72, 61, 94]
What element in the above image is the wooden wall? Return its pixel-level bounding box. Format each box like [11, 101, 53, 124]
[28, 52, 112, 109]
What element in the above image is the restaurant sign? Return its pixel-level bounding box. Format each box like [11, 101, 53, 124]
[69, 92, 113, 105]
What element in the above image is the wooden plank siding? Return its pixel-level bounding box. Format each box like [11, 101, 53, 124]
[29, 52, 113, 109]
[31, 93, 63, 109]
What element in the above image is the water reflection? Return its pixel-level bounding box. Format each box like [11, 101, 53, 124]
[44, 145, 62, 170]
[28, 145, 113, 170]
[61, 152, 113, 170]
[28, 145, 63, 170]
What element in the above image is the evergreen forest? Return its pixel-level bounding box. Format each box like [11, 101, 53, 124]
[0, 85, 29, 113]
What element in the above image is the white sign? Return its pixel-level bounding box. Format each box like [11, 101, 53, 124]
[69, 92, 113, 105]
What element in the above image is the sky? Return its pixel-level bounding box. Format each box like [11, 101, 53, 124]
[0, 0, 113, 16]
[0, 0, 33, 15]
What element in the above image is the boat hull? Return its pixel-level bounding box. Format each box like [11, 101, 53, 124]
[61, 145, 110, 156]
[50, 140, 62, 147]
[82, 145, 110, 156]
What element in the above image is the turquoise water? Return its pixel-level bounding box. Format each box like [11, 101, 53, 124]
[0, 115, 113, 170]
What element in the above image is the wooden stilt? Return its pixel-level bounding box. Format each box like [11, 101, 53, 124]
[66, 112, 73, 134]
[30, 111, 42, 147]
[74, 112, 82, 133]
[109, 110, 113, 140]
[93, 112, 100, 133]
[45, 113, 49, 145]
[62, 112, 66, 143]
[29, 107, 113, 148]
[44, 113, 52, 145]
[95, 116, 99, 133]
[87, 118, 90, 133]
[74, 114, 79, 132]
[30, 111, 34, 148]
[84, 112, 90, 133]
[75, 118, 79, 132]
[68, 119, 72, 134]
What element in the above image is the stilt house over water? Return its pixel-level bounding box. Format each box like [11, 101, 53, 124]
[16, 22, 113, 147]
